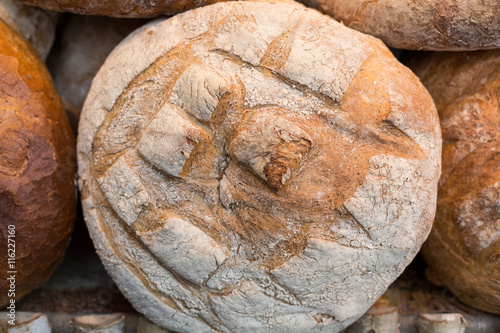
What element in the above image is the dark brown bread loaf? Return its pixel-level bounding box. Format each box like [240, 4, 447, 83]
[303, 0, 500, 50]
[17, 0, 224, 17]
[408, 50, 500, 314]
[0, 19, 76, 307]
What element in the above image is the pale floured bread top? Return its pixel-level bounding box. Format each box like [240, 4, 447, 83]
[78, 2, 441, 332]
[306, 0, 500, 51]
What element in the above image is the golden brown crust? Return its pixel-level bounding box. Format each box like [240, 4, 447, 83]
[305, 0, 500, 50]
[17, 0, 227, 17]
[407, 50, 500, 314]
[0, 19, 76, 306]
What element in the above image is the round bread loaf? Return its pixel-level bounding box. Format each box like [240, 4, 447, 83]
[0, 0, 58, 59]
[0, 19, 76, 307]
[78, 2, 441, 332]
[302, 0, 500, 50]
[408, 51, 500, 314]
[47, 15, 148, 133]
[17, 0, 223, 17]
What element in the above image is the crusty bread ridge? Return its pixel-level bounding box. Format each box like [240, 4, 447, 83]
[304, 0, 500, 50]
[18, 0, 226, 17]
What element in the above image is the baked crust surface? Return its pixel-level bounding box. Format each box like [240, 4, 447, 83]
[78, 2, 442, 331]
[409, 50, 500, 314]
[0, 20, 76, 306]
[304, 0, 500, 50]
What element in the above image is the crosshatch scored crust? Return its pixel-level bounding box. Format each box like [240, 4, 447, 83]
[78, 2, 442, 332]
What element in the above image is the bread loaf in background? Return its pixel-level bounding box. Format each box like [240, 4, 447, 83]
[407, 50, 500, 314]
[0, 0, 58, 59]
[17, 0, 224, 17]
[78, 2, 441, 332]
[47, 14, 148, 132]
[302, 0, 500, 50]
[0, 19, 76, 307]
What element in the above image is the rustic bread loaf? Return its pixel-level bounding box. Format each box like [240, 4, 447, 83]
[0, 0, 58, 59]
[78, 2, 441, 332]
[47, 15, 148, 132]
[408, 51, 500, 314]
[0, 19, 76, 307]
[18, 0, 222, 17]
[303, 0, 500, 50]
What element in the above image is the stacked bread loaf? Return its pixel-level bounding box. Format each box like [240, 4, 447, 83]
[0, 18, 76, 307]
[17, 0, 223, 17]
[1, 0, 498, 330]
[407, 50, 500, 314]
[76, 1, 442, 331]
[302, 0, 500, 50]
